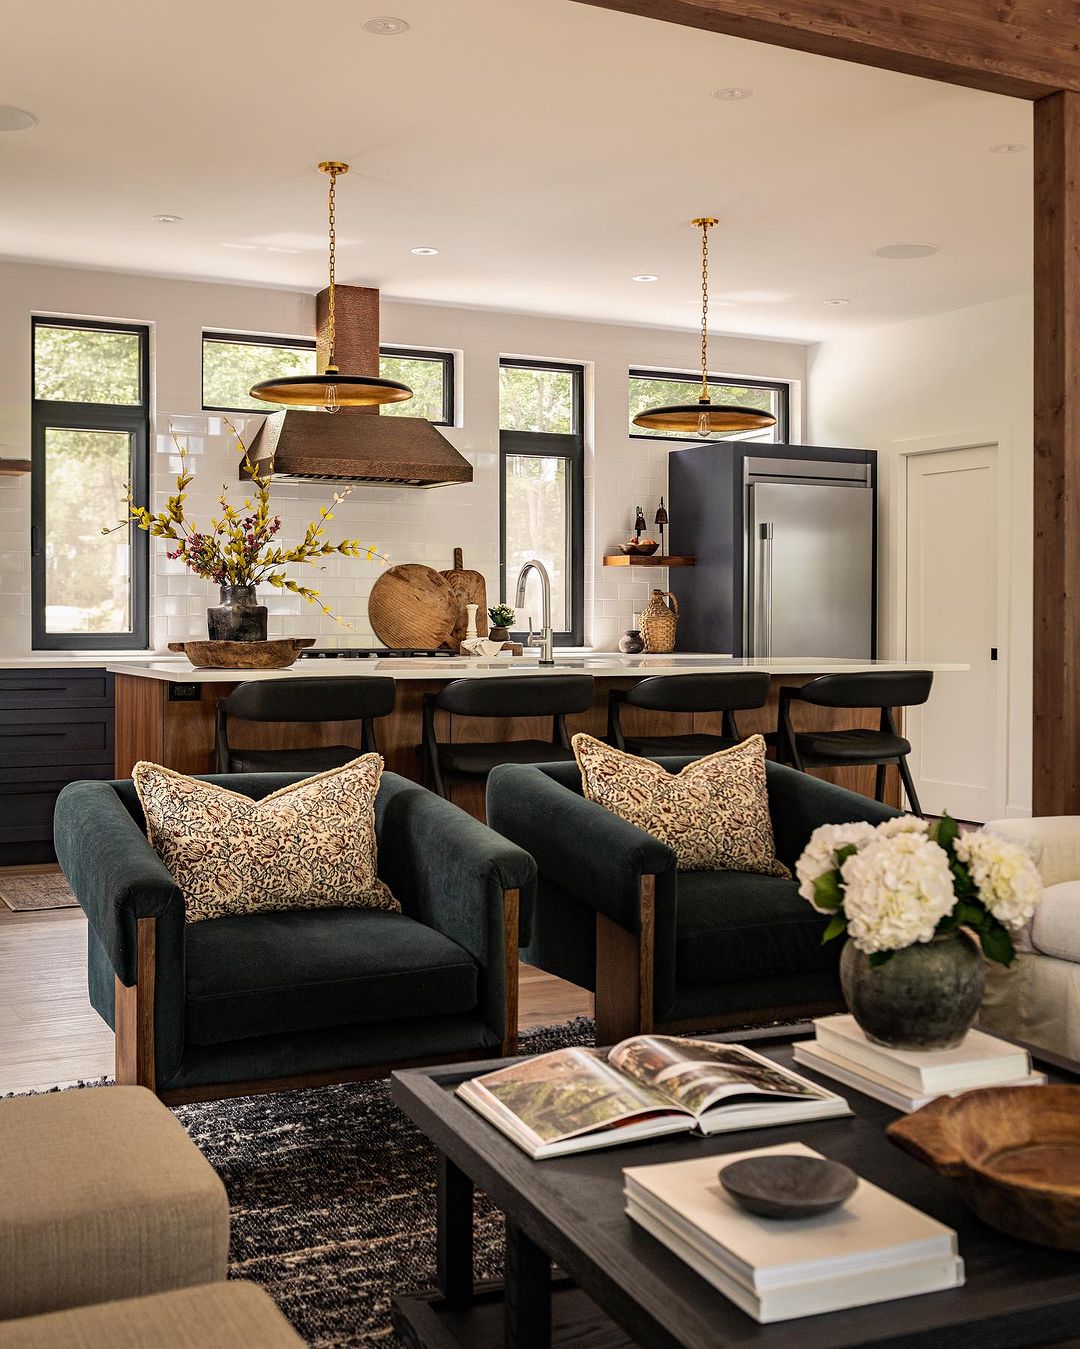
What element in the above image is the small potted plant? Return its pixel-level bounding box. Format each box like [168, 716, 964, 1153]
[106, 418, 386, 640]
[488, 604, 516, 643]
[796, 814, 1041, 1050]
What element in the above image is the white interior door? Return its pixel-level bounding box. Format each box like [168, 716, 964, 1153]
[904, 445, 1004, 822]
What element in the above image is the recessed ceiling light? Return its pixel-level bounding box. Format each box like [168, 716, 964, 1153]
[824, 297, 850, 306]
[152, 214, 183, 224]
[363, 16, 409, 34]
[0, 105, 36, 132]
[410, 245, 439, 256]
[989, 142, 1027, 155]
[874, 243, 939, 260]
[713, 87, 753, 101]
[632, 274, 659, 282]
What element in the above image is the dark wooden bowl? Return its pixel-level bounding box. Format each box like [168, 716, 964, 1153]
[619, 541, 660, 556]
[167, 638, 315, 669]
[720, 1155, 858, 1219]
[887, 1085, 1080, 1251]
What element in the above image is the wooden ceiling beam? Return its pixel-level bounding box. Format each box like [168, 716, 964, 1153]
[572, 0, 1080, 99]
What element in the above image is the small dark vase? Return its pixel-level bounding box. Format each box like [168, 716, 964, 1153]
[489, 626, 510, 643]
[839, 931, 985, 1050]
[619, 628, 645, 654]
[207, 584, 268, 642]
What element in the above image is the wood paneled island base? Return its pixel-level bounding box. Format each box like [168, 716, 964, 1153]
[112, 665, 903, 816]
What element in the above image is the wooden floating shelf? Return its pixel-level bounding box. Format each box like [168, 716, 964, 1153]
[0, 459, 31, 476]
[603, 554, 696, 567]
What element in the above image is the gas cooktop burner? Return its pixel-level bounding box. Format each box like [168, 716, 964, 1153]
[300, 647, 456, 659]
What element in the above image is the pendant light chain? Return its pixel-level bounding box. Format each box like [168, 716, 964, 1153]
[326, 165, 338, 373]
[699, 219, 710, 401]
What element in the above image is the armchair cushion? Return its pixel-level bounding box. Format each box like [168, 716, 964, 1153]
[675, 871, 839, 986]
[132, 757, 398, 923]
[571, 733, 788, 877]
[185, 909, 478, 1045]
[1031, 881, 1080, 964]
[985, 816, 1080, 887]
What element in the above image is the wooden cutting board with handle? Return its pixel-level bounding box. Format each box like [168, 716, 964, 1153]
[440, 547, 488, 648]
[368, 563, 458, 650]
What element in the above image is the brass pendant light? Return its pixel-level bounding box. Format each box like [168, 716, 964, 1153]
[632, 217, 777, 437]
[249, 162, 414, 413]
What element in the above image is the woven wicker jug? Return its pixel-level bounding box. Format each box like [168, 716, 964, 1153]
[640, 588, 679, 653]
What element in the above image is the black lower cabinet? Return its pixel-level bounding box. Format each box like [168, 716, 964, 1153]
[0, 669, 114, 866]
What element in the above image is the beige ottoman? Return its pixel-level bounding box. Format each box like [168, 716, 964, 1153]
[0, 1282, 304, 1347]
[0, 1086, 229, 1320]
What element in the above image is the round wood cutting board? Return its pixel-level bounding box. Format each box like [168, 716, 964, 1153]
[368, 563, 458, 650]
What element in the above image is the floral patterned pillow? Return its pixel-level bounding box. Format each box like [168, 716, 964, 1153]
[132, 756, 400, 923]
[572, 733, 790, 877]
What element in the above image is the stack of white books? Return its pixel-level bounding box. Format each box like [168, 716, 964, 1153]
[624, 1143, 964, 1323]
[793, 1014, 1046, 1112]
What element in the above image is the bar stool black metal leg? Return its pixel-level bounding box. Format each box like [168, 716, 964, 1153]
[897, 756, 923, 817]
[874, 762, 887, 802]
[505, 1219, 551, 1348]
[436, 1154, 474, 1308]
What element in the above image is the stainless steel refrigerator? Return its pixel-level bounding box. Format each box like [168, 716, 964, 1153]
[668, 445, 876, 657]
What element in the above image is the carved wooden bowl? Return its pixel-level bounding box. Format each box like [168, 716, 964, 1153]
[887, 1085, 1080, 1251]
[619, 540, 660, 556]
[167, 638, 315, 669]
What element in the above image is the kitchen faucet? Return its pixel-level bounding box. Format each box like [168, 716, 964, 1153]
[514, 559, 555, 666]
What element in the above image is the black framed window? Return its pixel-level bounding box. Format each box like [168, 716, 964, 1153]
[201, 331, 455, 424]
[499, 358, 585, 646]
[628, 368, 789, 443]
[379, 346, 455, 425]
[31, 317, 150, 650]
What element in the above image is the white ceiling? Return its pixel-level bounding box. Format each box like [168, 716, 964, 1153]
[0, 0, 1032, 342]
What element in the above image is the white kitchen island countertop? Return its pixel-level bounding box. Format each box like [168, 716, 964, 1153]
[105, 654, 969, 683]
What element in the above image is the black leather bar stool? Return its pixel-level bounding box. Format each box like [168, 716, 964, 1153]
[778, 670, 933, 815]
[422, 675, 594, 799]
[214, 676, 396, 773]
[607, 671, 771, 758]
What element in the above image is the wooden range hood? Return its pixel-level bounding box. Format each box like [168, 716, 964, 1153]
[245, 285, 472, 488]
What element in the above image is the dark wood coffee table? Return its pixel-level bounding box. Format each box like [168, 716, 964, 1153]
[389, 1027, 1080, 1348]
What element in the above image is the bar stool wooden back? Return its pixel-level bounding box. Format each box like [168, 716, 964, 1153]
[422, 675, 594, 799]
[214, 676, 396, 773]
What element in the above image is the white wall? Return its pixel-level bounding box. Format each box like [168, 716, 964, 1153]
[807, 292, 1033, 816]
[0, 259, 806, 654]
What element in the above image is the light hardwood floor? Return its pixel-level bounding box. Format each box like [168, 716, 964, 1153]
[0, 897, 593, 1096]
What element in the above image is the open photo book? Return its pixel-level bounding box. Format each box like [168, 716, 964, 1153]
[457, 1036, 851, 1159]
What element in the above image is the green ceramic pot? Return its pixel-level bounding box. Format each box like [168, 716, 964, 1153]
[839, 930, 985, 1050]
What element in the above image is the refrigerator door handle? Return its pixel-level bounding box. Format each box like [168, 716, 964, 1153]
[759, 522, 774, 658]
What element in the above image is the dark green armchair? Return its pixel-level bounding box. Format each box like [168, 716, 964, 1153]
[55, 771, 535, 1104]
[487, 758, 898, 1044]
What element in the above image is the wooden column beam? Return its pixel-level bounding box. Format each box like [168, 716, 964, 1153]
[572, 1, 1080, 99]
[1033, 91, 1080, 815]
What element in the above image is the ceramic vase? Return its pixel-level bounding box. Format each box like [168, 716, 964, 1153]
[207, 584, 268, 643]
[640, 588, 679, 653]
[619, 617, 645, 654]
[489, 625, 510, 642]
[839, 931, 985, 1050]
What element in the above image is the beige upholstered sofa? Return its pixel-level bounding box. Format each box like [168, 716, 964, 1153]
[980, 816, 1080, 1061]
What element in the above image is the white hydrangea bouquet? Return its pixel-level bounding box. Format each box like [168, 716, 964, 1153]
[797, 814, 1041, 968]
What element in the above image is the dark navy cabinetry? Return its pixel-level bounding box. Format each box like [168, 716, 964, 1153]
[0, 669, 115, 864]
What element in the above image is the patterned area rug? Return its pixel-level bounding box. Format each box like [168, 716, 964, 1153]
[0, 872, 78, 911]
[172, 1018, 595, 1346]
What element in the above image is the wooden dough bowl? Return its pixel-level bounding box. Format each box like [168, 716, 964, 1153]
[887, 1085, 1080, 1251]
[168, 638, 315, 669]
